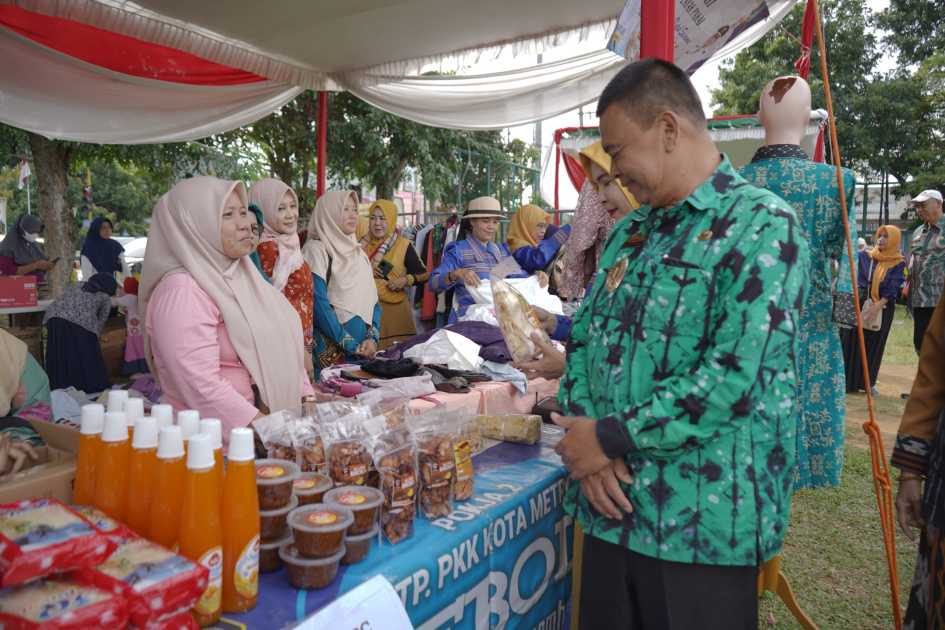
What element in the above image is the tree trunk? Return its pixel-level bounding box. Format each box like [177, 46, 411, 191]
[27, 133, 75, 298]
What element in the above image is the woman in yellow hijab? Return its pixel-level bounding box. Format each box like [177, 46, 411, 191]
[360, 200, 429, 349]
[844, 224, 906, 394]
[506, 204, 572, 273]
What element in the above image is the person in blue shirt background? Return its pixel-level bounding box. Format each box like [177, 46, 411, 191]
[506, 204, 571, 273]
[428, 196, 529, 322]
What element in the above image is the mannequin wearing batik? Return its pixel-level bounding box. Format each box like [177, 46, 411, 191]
[740, 75, 857, 489]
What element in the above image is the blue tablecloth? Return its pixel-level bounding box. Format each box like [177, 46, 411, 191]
[223, 440, 573, 629]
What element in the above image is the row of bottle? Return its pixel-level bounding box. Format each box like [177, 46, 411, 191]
[75, 401, 260, 626]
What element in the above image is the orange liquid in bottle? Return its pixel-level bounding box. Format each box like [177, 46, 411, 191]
[213, 448, 225, 493]
[73, 433, 101, 505]
[92, 439, 130, 521]
[222, 458, 259, 613]
[147, 455, 186, 550]
[125, 447, 157, 535]
[179, 434, 223, 627]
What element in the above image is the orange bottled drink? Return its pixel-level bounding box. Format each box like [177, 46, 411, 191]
[93, 411, 130, 521]
[179, 433, 223, 627]
[178, 409, 200, 455]
[148, 425, 187, 550]
[222, 428, 260, 613]
[125, 417, 159, 535]
[151, 404, 174, 432]
[199, 418, 225, 492]
[74, 404, 104, 505]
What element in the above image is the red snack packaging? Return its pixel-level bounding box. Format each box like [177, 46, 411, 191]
[0, 579, 129, 629]
[74, 536, 208, 629]
[0, 499, 115, 587]
[70, 505, 135, 540]
[135, 609, 199, 630]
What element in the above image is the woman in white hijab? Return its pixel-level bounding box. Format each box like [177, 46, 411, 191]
[142, 177, 314, 439]
[302, 191, 380, 376]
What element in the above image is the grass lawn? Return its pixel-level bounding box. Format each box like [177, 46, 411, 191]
[760, 307, 920, 628]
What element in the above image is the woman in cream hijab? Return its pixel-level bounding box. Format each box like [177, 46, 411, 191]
[302, 190, 380, 375]
[142, 177, 314, 438]
[249, 178, 314, 377]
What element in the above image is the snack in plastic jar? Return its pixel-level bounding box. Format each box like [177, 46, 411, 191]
[259, 533, 292, 574]
[0, 499, 115, 587]
[255, 459, 300, 510]
[74, 536, 209, 629]
[371, 426, 418, 544]
[0, 580, 129, 629]
[70, 505, 135, 540]
[342, 525, 377, 565]
[293, 473, 333, 506]
[288, 504, 353, 558]
[260, 495, 299, 542]
[323, 486, 383, 536]
[475, 414, 542, 445]
[279, 542, 344, 590]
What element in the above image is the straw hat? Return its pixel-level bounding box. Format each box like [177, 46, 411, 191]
[462, 196, 504, 220]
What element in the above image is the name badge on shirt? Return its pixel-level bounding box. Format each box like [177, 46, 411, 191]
[606, 258, 629, 292]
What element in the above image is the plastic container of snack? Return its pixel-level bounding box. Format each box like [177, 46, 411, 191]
[287, 503, 353, 558]
[323, 486, 383, 535]
[259, 533, 292, 573]
[342, 525, 377, 565]
[255, 459, 300, 510]
[259, 495, 298, 542]
[293, 473, 333, 506]
[279, 542, 345, 590]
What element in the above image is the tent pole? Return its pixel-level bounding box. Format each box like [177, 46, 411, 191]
[640, 0, 675, 61]
[317, 91, 328, 199]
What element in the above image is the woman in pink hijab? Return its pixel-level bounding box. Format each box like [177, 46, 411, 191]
[141, 177, 314, 439]
[249, 178, 315, 377]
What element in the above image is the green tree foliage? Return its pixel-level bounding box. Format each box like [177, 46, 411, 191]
[878, 0, 945, 66]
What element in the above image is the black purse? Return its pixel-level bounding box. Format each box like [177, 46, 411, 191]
[832, 291, 858, 328]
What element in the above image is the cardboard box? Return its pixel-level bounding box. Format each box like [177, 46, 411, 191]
[0, 420, 80, 504]
[0, 275, 38, 308]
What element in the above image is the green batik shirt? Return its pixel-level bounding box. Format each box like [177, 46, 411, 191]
[559, 156, 810, 567]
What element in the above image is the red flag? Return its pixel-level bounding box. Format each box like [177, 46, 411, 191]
[794, 0, 816, 79]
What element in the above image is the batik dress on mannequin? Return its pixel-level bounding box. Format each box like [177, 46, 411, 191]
[740, 75, 857, 489]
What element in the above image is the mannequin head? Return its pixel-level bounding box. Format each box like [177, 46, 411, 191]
[758, 75, 811, 146]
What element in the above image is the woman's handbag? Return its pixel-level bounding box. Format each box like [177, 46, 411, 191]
[832, 291, 858, 328]
[861, 298, 883, 332]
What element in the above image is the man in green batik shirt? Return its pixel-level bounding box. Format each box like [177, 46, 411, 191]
[552, 60, 810, 629]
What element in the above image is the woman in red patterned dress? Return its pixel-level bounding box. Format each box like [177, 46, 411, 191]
[249, 179, 315, 378]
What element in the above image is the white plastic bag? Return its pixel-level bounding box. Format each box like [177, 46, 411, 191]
[402, 329, 484, 371]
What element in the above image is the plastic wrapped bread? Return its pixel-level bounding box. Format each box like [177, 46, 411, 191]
[475, 414, 542, 445]
[489, 257, 553, 363]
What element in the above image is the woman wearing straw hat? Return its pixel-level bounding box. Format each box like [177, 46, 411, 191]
[428, 196, 529, 323]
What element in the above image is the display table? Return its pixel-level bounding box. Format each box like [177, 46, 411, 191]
[408, 377, 559, 416]
[226, 439, 573, 629]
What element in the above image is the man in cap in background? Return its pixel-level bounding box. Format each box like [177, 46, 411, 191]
[909, 189, 945, 353]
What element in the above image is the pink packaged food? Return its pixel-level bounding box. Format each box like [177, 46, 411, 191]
[0, 499, 115, 587]
[0, 579, 129, 629]
[74, 535, 208, 629]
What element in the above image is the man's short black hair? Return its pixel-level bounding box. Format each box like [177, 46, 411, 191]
[596, 59, 706, 127]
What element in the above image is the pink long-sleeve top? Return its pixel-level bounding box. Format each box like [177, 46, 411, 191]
[147, 271, 313, 437]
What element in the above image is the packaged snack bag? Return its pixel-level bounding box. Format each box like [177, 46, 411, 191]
[322, 409, 374, 487]
[70, 505, 135, 540]
[0, 499, 115, 587]
[409, 413, 457, 519]
[75, 535, 209, 629]
[369, 425, 417, 544]
[490, 259, 553, 363]
[0, 579, 128, 629]
[475, 414, 542, 445]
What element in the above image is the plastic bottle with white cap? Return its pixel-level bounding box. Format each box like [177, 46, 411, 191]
[177, 410, 200, 453]
[123, 397, 145, 428]
[199, 418, 224, 489]
[74, 404, 104, 505]
[222, 428, 260, 613]
[106, 389, 129, 413]
[148, 426, 187, 550]
[151, 404, 174, 431]
[125, 417, 159, 535]
[180, 433, 224, 626]
[92, 411, 130, 520]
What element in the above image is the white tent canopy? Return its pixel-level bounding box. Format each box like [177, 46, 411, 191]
[0, 0, 800, 141]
